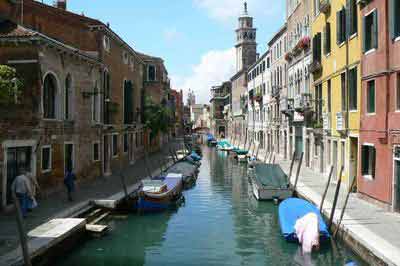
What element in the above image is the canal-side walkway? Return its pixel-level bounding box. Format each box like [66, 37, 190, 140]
[0, 142, 179, 264]
[255, 152, 400, 266]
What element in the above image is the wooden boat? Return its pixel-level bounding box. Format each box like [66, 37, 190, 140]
[165, 161, 198, 188]
[278, 197, 330, 242]
[248, 163, 292, 200]
[237, 154, 248, 163]
[137, 175, 183, 211]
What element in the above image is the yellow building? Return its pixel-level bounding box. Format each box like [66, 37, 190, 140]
[310, 0, 361, 188]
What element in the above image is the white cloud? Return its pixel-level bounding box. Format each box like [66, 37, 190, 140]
[171, 48, 235, 104]
[163, 27, 182, 43]
[194, 0, 280, 22]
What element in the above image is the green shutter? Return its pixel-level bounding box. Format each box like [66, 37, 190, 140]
[390, 0, 395, 40]
[323, 25, 327, 55]
[373, 10, 378, 49]
[327, 23, 331, 53]
[337, 11, 341, 44]
[372, 147, 376, 178]
[362, 16, 367, 52]
[346, 0, 351, 39]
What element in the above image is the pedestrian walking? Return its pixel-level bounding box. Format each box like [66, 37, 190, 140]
[26, 172, 39, 211]
[64, 169, 76, 202]
[11, 172, 32, 218]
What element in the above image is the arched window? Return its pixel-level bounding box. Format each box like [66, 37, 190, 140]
[103, 70, 111, 124]
[43, 73, 57, 119]
[65, 74, 72, 120]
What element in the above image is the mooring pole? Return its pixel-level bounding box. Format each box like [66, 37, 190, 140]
[12, 191, 32, 266]
[320, 165, 334, 212]
[333, 176, 357, 238]
[292, 152, 304, 196]
[288, 151, 296, 180]
[144, 150, 153, 178]
[328, 165, 344, 231]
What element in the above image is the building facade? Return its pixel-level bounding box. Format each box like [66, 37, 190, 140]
[311, 0, 361, 189]
[210, 82, 231, 139]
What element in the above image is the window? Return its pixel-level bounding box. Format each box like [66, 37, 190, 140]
[363, 10, 378, 52]
[92, 81, 101, 123]
[103, 36, 110, 52]
[390, 0, 400, 40]
[327, 79, 332, 112]
[124, 80, 134, 124]
[341, 73, 346, 111]
[123, 133, 128, 153]
[397, 73, 400, 110]
[93, 142, 100, 162]
[135, 132, 139, 148]
[341, 141, 346, 168]
[361, 145, 376, 178]
[349, 67, 358, 110]
[324, 23, 331, 55]
[103, 71, 111, 124]
[112, 134, 118, 157]
[41, 146, 51, 172]
[148, 65, 156, 81]
[43, 73, 57, 119]
[312, 32, 322, 62]
[349, 0, 358, 36]
[367, 80, 376, 113]
[315, 84, 323, 124]
[337, 7, 346, 45]
[122, 51, 129, 64]
[65, 74, 72, 120]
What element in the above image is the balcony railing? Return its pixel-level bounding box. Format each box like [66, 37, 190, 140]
[323, 112, 331, 131]
[294, 93, 312, 112]
[336, 111, 347, 132]
[309, 60, 322, 74]
[319, 0, 331, 14]
[272, 86, 281, 98]
[280, 97, 294, 114]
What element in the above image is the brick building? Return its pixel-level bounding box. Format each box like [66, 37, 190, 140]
[0, 0, 152, 209]
[170, 89, 184, 137]
[210, 82, 231, 139]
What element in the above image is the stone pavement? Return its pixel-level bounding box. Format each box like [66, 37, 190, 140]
[0, 142, 180, 259]
[256, 151, 400, 266]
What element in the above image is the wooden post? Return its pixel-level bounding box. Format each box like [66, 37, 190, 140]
[119, 172, 128, 199]
[328, 165, 344, 231]
[333, 176, 357, 238]
[292, 152, 304, 195]
[288, 151, 296, 180]
[12, 191, 32, 266]
[144, 151, 152, 178]
[272, 154, 276, 164]
[320, 165, 334, 212]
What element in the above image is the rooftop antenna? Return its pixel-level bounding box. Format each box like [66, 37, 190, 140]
[244, 1, 248, 15]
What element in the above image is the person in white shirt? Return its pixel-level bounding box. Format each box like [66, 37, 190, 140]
[11, 172, 32, 218]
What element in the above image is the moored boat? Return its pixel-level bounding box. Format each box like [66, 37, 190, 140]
[137, 175, 183, 211]
[165, 161, 199, 188]
[278, 197, 330, 243]
[249, 163, 292, 200]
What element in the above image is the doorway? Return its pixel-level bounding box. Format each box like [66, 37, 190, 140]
[295, 126, 303, 160]
[103, 135, 111, 175]
[5, 147, 32, 205]
[349, 137, 358, 190]
[129, 133, 135, 164]
[64, 143, 74, 173]
[305, 138, 310, 167]
[332, 141, 338, 181]
[320, 143, 324, 173]
[394, 147, 400, 212]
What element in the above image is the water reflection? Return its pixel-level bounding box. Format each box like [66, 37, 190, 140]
[58, 147, 364, 266]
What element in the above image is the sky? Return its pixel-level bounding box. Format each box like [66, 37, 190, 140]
[42, 0, 286, 104]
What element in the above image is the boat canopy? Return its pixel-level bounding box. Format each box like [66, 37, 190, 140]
[252, 164, 289, 189]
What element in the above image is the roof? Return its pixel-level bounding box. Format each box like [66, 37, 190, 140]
[267, 24, 287, 47]
[0, 20, 35, 38]
[248, 49, 270, 71]
[136, 51, 164, 62]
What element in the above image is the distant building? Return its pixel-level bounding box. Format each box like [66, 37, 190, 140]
[210, 82, 231, 138]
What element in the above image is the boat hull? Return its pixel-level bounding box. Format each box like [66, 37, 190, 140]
[251, 177, 292, 200]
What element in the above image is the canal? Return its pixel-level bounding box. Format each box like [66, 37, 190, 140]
[57, 147, 365, 266]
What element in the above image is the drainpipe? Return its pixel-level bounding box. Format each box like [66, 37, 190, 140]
[384, 0, 390, 142]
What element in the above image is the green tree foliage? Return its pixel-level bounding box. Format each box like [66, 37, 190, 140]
[144, 96, 173, 140]
[0, 65, 23, 105]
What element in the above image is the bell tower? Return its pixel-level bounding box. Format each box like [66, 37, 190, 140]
[235, 1, 257, 72]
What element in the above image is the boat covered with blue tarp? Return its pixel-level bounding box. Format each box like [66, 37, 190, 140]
[278, 198, 330, 242]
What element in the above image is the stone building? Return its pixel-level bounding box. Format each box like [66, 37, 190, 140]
[170, 89, 184, 137]
[247, 50, 270, 154]
[285, 0, 312, 163]
[210, 81, 231, 138]
[230, 2, 257, 143]
[0, 0, 151, 208]
[267, 25, 288, 159]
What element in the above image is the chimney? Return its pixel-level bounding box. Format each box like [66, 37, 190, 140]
[54, 0, 67, 10]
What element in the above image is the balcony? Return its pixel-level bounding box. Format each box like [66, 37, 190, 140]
[294, 93, 312, 112]
[271, 86, 281, 98]
[336, 111, 347, 132]
[323, 113, 331, 131]
[319, 0, 331, 14]
[309, 60, 322, 74]
[280, 97, 294, 115]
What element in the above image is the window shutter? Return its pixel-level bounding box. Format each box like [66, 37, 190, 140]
[337, 11, 341, 44]
[390, 0, 395, 40]
[317, 32, 322, 61]
[372, 147, 376, 178]
[373, 10, 378, 49]
[327, 23, 331, 53]
[361, 146, 367, 175]
[323, 25, 327, 54]
[313, 35, 317, 60]
[362, 16, 366, 52]
[346, 0, 351, 39]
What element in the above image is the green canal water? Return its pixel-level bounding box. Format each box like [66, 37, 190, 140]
[57, 147, 365, 266]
